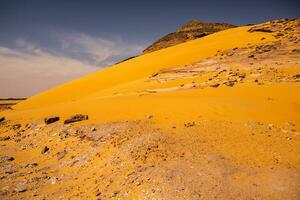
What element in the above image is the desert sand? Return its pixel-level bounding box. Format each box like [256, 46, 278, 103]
[0, 18, 300, 199]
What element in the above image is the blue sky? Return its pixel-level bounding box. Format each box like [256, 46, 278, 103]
[0, 0, 299, 98]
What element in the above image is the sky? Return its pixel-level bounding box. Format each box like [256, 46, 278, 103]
[0, 0, 299, 98]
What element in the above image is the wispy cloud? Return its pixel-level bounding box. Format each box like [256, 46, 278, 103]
[60, 33, 143, 66]
[0, 33, 144, 98]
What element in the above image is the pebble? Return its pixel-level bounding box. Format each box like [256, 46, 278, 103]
[41, 146, 50, 154]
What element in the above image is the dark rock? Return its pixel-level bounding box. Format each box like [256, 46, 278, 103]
[238, 73, 246, 78]
[41, 146, 50, 154]
[292, 49, 300, 53]
[0, 116, 5, 122]
[12, 124, 21, 130]
[151, 72, 159, 77]
[0, 155, 15, 161]
[248, 54, 255, 58]
[44, 116, 60, 124]
[111, 191, 120, 197]
[184, 122, 196, 127]
[224, 80, 236, 87]
[210, 83, 220, 88]
[293, 74, 300, 79]
[147, 114, 153, 119]
[64, 114, 88, 124]
[0, 136, 10, 141]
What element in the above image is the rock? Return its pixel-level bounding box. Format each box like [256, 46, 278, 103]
[14, 185, 27, 193]
[248, 54, 255, 58]
[292, 74, 300, 79]
[0, 116, 5, 122]
[184, 122, 196, 127]
[25, 122, 38, 129]
[286, 122, 295, 127]
[64, 114, 88, 124]
[12, 124, 21, 130]
[268, 124, 274, 129]
[255, 44, 275, 54]
[0, 136, 10, 141]
[223, 80, 236, 87]
[49, 177, 58, 184]
[59, 131, 69, 139]
[238, 73, 246, 78]
[0, 155, 15, 161]
[210, 83, 220, 88]
[248, 26, 274, 33]
[147, 114, 153, 119]
[151, 72, 159, 77]
[44, 116, 60, 124]
[25, 163, 38, 168]
[96, 189, 102, 197]
[111, 191, 120, 197]
[91, 127, 97, 131]
[56, 150, 67, 160]
[292, 49, 300, 53]
[41, 146, 50, 154]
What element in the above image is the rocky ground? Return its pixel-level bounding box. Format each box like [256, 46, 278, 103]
[143, 18, 300, 94]
[0, 118, 299, 199]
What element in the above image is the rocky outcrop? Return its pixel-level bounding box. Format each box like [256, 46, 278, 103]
[143, 20, 236, 53]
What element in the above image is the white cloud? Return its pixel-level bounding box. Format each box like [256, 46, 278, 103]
[0, 33, 144, 98]
[60, 32, 144, 66]
[0, 45, 97, 98]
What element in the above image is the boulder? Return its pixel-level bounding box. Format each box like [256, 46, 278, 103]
[44, 116, 60, 124]
[64, 114, 88, 124]
[0, 116, 5, 122]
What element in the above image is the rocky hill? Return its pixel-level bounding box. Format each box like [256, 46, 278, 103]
[143, 20, 236, 53]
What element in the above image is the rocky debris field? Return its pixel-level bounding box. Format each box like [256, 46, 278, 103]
[0, 117, 299, 199]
